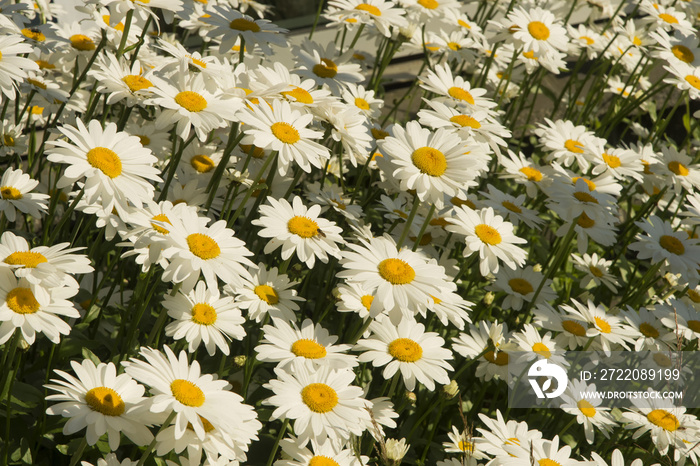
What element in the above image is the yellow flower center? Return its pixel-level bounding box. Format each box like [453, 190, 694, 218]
[309, 457, 340, 466]
[186, 415, 215, 433]
[70, 34, 95, 51]
[588, 265, 604, 277]
[687, 320, 700, 333]
[458, 19, 471, 29]
[508, 278, 533, 295]
[580, 35, 594, 45]
[239, 144, 266, 159]
[659, 235, 685, 255]
[532, 342, 551, 358]
[538, 460, 562, 466]
[502, 201, 522, 213]
[36, 59, 54, 69]
[22, 28, 45, 41]
[475, 224, 502, 245]
[458, 440, 474, 452]
[1, 186, 22, 200]
[122, 75, 153, 92]
[354, 97, 370, 110]
[190, 154, 215, 173]
[6, 287, 40, 314]
[171, 379, 205, 407]
[291, 339, 327, 359]
[562, 320, 587, 336]
[301, 383, 338, 413]
[572, 177, 596, 191]
[282, 86, 314, 104]
[484, 350, 509, 365]
[87, 147, 123, 178]
[417, 0, 438, 9]
[4, 251, 48, 268]
[668, 160, 689, 176]
[564, 139, 585, 154]
[647, 409, 680, 431]
[360, 295, 374, 311]
[519, 166, 543, 182]
[186, 233, 221, 260]
[688, 289, 700, 303]
[355, 4, 381, 15]
[313, 58, 338, 78]
[448, 41, 461, 51]
[602, 152, 621, 168]
[138, 135, 151, 146]
[287, 215, 319, 238]
[150, 214, 171, 234]
[254, 284, 279, 305]
[27, 78, 46, 89]
[191, 303, 217, 325]
[411, 147, 447, 176]
[85, 387, 125, 416]
[388, 338, 423, 362]
[659, 13, 679, 24]
[229, 18, 261, 32]
[573, 192, 598, 204]
[447, 86, 475, 104]
[271, 122, 300, 144]
[594, 316, 611, 334]
[175, 91, 207, 112]
[574, 399, 597, 417]
[639, 322, 660, 338]
[3, 134, 15, 146]
[577, 212, 595, 228]
[672, 44, 694, 63]
[686, 75, 700, 90]
[450, 114, 481, 129]
[528, 21, 550, 40]
[189, 56, 207, 68]
[377, 258, 416, 285]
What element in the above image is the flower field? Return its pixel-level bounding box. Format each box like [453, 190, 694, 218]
[2, 0, 700, 465]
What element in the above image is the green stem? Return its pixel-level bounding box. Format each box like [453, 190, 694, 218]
[265, 419, 289, 466]
[412, 204, 435, 251]
[137, 411, 177, 466]
[397, 196, 420, 249]
[68, 438, 87, 466]
[116, 9, 134, 57]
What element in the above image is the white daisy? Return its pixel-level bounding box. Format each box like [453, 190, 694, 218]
[628, 215, 700, 277]
[0, 166, 49, 222]
[45, 359, 153, 450]
[232, 263, 304, 323]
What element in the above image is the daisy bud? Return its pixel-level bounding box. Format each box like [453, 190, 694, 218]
[483, 291, 495, 306]
[233, 355, 247, 368]
[332, 287, 342, 300]
[398, 23, 417, 42]
[442, 380, 459, 399]
[17, 334, 30, 351]
[385, 438, 410, 464]
[404, 390, 417, 405]
[664, 273, 679, 286]
[533, 263, 543, 272]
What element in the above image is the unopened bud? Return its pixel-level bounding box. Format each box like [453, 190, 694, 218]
[483, 291, 495, 306]
[331, 287, 342, 300]
[533, 263, 543, 272]
[233, 355, 247, 368]
[404, 390, 417, 405]
[443, 380, 459, 399]
[385, 438, 410, 464]
[17, 334, 30, 351]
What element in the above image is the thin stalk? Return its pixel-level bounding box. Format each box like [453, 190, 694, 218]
[116, 9, 134, 57]
[397, 196, 420, 249]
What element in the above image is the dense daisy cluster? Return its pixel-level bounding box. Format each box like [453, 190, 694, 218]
[4, 0, 700, 465]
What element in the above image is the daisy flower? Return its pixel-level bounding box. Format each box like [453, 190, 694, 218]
[535, 118, 605, 170]
[355, 317, 453, 391]
[0, 166, 49, 222]
[442, 425, 487, 460]
[163, 281, 245, 356]
[489, 266, 555, 311]
[656, 144, 700, 193]
[89, 53, 155, 107]
[0, 33, 39, 99]
[511, 324, 564, 367]
[337, 235, 452, 321]
[621, 391, 700, 456]
[651, 29, 700, 67]
[628, 215, 700, 277]
[475, 410, 543, 459]
[452, 320, 514, 381]
[377, 121, 481, 207]
[294, 40, 364, 94]
[505, 7, 569, 55]
[665, 61, 700, 99]
[621, 306, 675, 351]
[160, 207, 255, 292]
[238, 99, 330, 176]
[498, 150, 548, 198]
[277, 435, 369, 466]
[150, 73, 242, 141]
[122, 346, 261, 442]
[203, 7, 288, 55]
[0, 231, 93, 299]
[263, 363, 372, 446]
[591, 147, 644, 181]
[560, 299, 635, 353]
[558, 379, 617, 444]
[325, 0, 408, 37]
[46, 118, 162, 217]
[571, 253, 620, 292]
[446, 206, 527, 276]
[640, 0, 696, 36]
[533, 303, 590, 350]
[232, 263, 304, 323]
[658, 297, 700, 342]
[497, 435, 581, 466]
[480, 184, 543, 229]
[0, 270, 79, 345]
[419, 63, 496, 110]
[45, 359, 153, 450]
[256, 318, 357, 370]
[252, 196, 344, 269]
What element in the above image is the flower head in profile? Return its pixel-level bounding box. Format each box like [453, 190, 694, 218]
[0, 166, 49, 222]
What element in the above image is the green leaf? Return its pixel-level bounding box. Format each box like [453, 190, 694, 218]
[81, 347, 101, 365]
